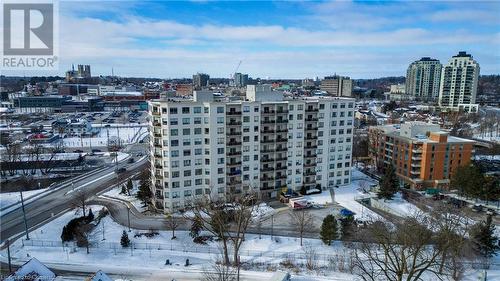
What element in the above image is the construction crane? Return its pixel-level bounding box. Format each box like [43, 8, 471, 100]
[231, 60, 242, 79]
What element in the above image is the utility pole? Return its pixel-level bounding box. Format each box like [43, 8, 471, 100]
[271, 214, 274, 239]
[127, 205, 131, 232]
[6, 239, 12, 273]
[20, 191, 30, 240]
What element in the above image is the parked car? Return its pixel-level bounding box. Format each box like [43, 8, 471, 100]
[116, 167, 126, 173]
[471, 204, 483, 212]
[128, 158, 135, 163]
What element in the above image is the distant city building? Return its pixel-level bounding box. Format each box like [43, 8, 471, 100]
[301, 78, 315, 87]
[438, 51, 480, 113]
[405, 57, 442, 102]
[234, 72, 249, 87]
[387, 83, 413, 101]
[369, 122, 475, 189]
[66, 64, 91, 82]
[192, 73, 210, 90]
[320, 76, 352, 97]
[175, 84, 193, 96]
[149, 85, 355, 212]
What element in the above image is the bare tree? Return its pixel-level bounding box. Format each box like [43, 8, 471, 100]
[202, 250, 237, 281]
[73, 189, 91, 217]
[352, 216, 444, 281]
[289, 210, 315, 246]
[303, 243, 318, 270]
[165, 214, 180, 239]
[186, 193, 257, 265]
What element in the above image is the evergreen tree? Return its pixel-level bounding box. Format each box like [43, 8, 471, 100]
[470, 215, 499, 258]
[120, 230, 130, 248]
[137, 170, 152, 206]
[377, 165, 399, 200]
[61, 226, 72, 242]
[340, 215, 356, 240]
[126, 179, 133, 196]
[451, 164, 484, 198]
[120, 184, 126, 195]
[320, 215, 337, 246]
[190, 215, 203, 240]
[87, 208, 94, 221]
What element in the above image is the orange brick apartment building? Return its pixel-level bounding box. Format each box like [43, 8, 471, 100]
[369, 122, 475, 189]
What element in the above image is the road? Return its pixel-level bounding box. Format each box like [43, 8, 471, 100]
[0, 143, 148, 244]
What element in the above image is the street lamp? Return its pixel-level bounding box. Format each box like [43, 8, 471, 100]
[20, 191, 30, 240]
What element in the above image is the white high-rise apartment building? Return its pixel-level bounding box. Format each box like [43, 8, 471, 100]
[149, 85, 355, 212]
[438, 51, 480, 113]
[405, 57, 442, 102]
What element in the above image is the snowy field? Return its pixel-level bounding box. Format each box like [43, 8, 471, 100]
[0, 188, 48, 209]
[333, 169, 381, 220]
[304, 191, 332, 205]
[3, 205, 499, 281]
[102, 180, 146, 212]
[61, 125, 147, 147]
[370, 192, 422, 217]
[4, 206, 355, 280]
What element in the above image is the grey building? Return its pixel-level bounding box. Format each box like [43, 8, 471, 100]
[192, 73, 210, 90]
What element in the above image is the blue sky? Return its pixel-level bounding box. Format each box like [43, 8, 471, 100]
[6, 0, 500, 78]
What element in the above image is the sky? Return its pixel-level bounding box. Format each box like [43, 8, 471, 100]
[3, 0, 500, 79]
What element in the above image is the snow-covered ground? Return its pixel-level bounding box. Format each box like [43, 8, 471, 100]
[102, 180, 146, 212]
[60, 126, 147, 148]
[4, 205, 499, 281]
[371, 192, 422, 217]
[474, 130, 500, 143]
[251, 203, 276, 221]
[333, 169, 381, 220]
[0, 188, 48, 209]
[304, 191, 332, 205]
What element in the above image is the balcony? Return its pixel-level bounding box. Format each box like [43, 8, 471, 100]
[262, 158, 275, 163]
[155, 163, 163, 169]
[227, 131, 242, 136]
[261, 119, 276, 124]
[227, 121, 242, 126]
[276, 110, 289, 114]
[305, 145, 318, 149]
[276, 119, 288, 123]
[276, 128, 288, 133]
[154, 142, 162, 148]
[261, 148, 275, 153]
[227, 111, 242, 115]
[152, 111, 160, 116]
[411, 162, 421, 167]
[276, 174, 287, 180]
[305, 118, 318, 122]
[261, 167, 275, 172]
[262, 110, 276, 115]
[227, 151, 242, 156]
[261, 129, 275, 134]
[261, 138, 275, 144]
[276, 146, 287, 152]
[276, 138, 287, 143]
[227, 179, 242, 185]
[304, 162, 315, 167]
[275, 166, 286, 171]
[227, 161, 242, 167]
[306, 108, 319, 112]
[153, 133, 162, 138]
[153, 122, 161, 127]
[227, 171, 241, 176]
[305, 153, 317, 158]
[305, 135, 318, 140]
[227, 141, 242, 146]
[305, 126, 318, 131]
[275, 157, 287, 162]
[154, 153, 163, 158]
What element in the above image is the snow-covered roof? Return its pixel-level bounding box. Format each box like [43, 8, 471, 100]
[5, 257, 55, 281]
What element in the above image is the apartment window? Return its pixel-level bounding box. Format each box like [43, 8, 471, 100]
[319, 104, 325, 109]
[217, 148, 224, 154]
[170, 108, 178, 114]
[218, 178, 224, 184]
[184, 170, 191, 177]
[254, 107, 259, 112]
[194, 117, 202, 125]
[195, 168, 202, 175]
[195, 180, 202, 186]
[289, 105, 294, 110]
[183, 139, 191, 146]
[182, 118, 190, 125]
[184, 180, 192, 187]
[218, 168, 224, 174]
[289, 115, 294, 121]
[170, 140, 179, 147]
[254, 116, 259, 122]
[170, 129, 178, 136]
[183, 149, 191, 156]
[194, 107, 201, 113]
[182, 107, 190, 114]
[171, 150, 179, 157]
[217, 117, 224, 124]
[243, 106, 250, 112]
[217, 107, 224, 113]
[183, 128, 190, 135]
[298, 105, 303, 110]
[243, 155, 250, 161]
[218, 158, 225, 164]
[204, 107, 209, 113]
[217, 127, 224, 134]
[243, 116, 250, 122]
